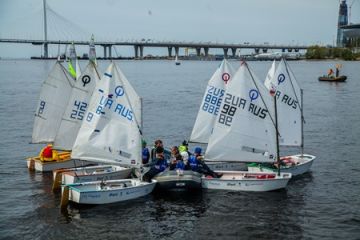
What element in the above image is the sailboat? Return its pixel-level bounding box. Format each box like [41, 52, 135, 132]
[247, 58, 316, 176]
[175, 54, 180, 65]
[27, 61, 82, 172]
[27, 40, 94, 172]
[201, 61, 291, 191]
[60, 62, 156, 207]
[52, 60, 138, 190]
[189, 59, 245, 171]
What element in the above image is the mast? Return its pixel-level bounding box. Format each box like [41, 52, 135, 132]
[274, 95, 281, 176]
[43, 0, 48, 58]
[300, 89, 304, 156]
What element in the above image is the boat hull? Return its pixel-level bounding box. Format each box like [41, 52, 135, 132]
[52, 165, 132, 190]
[201, 171, 291, 192]
[64, 179, 156, 205]
[153, 170, 202, 191]
[26, 157, 95, 172]
[247, 154, 316, 177]
[318, 76, 347, 82]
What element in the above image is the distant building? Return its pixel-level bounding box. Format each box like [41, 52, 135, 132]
[337, 0, 348, 47]
[336, 0, 360, 50]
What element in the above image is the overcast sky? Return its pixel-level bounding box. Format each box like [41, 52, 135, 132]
[1, 0, 359, 58]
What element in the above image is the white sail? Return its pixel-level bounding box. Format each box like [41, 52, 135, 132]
[116, 67, 142, 128]
[89, 34, 97, 66]
[190, 59, 236, 143]
[76, 59, 82, 81]
[53, 61, 100, 150]
[205, 62, 277, 163]
[67, 43, 80, 80]
[264, 60, 276, 90]
[32, 61, 76, 143]
[266, 58, 302, 146]
[71, 62, 142, 167]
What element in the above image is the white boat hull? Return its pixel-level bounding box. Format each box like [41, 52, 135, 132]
[201, 171, 291, 192]
[61, 165, 132, 185]
[26, 158, 95, 172]
[63, 179, 156, 205]
[247, 154, 316, 177]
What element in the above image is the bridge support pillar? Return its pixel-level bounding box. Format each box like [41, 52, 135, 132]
[168, 47, 173, 57]
[134, 45, 139, 58]
[262, 48, 268, 53]
[254, 48, 260, 54]
[288, 49, 293, 52]
[196, 48, 201, 56]
[231, 48, 236, 57]
[44, 43, 48, 58]
[204, 47, 209, 57]
[282, 48, 286, 52]
[295, 49, 299, 52]
[174, 47, 179, 57]
[139, 45, 144, 59]
[103, 45, 107, 58]
[223, 48, 228, 58]
[108, 45, 112, 58]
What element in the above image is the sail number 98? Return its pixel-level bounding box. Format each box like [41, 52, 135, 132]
[218, 104, 236, 126]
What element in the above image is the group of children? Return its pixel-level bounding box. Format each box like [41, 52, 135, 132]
[142, 139, 222, 182]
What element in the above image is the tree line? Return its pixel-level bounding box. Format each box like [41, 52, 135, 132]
[306, 46, 360, 60]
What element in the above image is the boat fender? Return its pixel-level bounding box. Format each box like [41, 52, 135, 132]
[256, 175, 267, 179]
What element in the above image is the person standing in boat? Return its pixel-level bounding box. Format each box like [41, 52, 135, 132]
[142, 139, 150, 165]
[335, 64, 340, 77]
[188, 147, 221, 178]
[143, 146, 168, 182]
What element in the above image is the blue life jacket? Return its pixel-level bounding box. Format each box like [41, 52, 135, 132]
[188, 155, 199, 171]
[175, 161, 185, 170]
[142, 148, 150, 164]
[155, 158, 168, 172]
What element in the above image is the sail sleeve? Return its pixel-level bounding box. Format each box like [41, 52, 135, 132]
[31, 61, 76, 143]
[190, 59, 236, 143]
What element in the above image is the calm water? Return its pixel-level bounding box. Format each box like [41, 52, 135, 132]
[0, 59, 359, 240]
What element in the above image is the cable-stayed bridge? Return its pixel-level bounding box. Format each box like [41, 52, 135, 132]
[0, 0, 309, 59]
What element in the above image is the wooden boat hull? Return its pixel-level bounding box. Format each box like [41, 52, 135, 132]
[201, 171, 291, 192]
[62, 179, 156, 205]
[153, 170, 202, 191]
[318, 75, 347, 82]
[26, 157, 95, 172]
[52, 165, 132, 190]
[247, 154, 316, 177]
